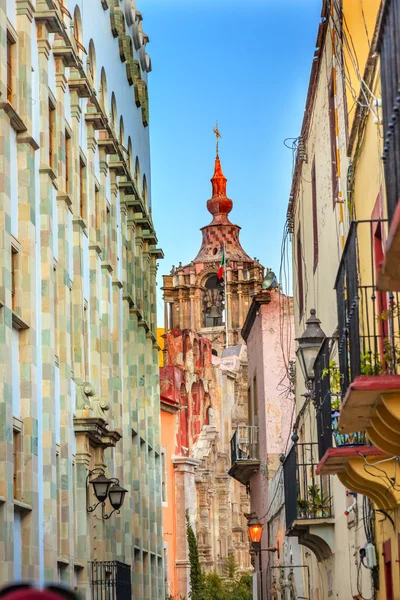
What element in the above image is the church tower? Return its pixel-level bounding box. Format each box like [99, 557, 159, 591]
[162, 131, 264, 354]
[160, 131, 263, 595]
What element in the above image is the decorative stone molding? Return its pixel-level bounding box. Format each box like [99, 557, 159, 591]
[75, 379, 110, 420]
[73, 380, 120, 451]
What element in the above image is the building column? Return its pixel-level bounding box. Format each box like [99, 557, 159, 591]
[172, 456, 200, 599]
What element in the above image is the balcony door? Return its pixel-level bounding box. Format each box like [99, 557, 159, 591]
[383, 539, 394, 600]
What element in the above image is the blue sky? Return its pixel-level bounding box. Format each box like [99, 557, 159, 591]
[143, 0, 322, 318]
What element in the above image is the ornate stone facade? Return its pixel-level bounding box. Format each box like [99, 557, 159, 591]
[161, 148, 264, 597]
[0, 1, 163, 598]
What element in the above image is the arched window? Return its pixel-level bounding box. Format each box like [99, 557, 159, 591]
[179, 384, 189, 453]
[87, 39, 96, 86]
[203, 274, 224, 328]
[134, 157, 140, 187]
[142, 174, 147, 206]
[119, 116, 125, 147]
[99, 67, 108, 114]
[73, 6, 85, 55]
[127, 137, 133, 176]
[193, 338, 199, 366]
[110, 92, 117, 132]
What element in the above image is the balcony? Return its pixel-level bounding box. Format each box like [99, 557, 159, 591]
[377, 0, 400, 291]
[89, 561, 132, 600]
[228, 425, 260, 486]
[335, 220, 400, 455]
[314, 337, 365, 463]
[282, 442, 334, 561]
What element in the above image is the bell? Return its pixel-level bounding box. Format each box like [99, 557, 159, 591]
[208, 305, 221, 318]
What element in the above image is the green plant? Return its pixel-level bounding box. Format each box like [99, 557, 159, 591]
[321, 360, 341, 395]
[186, 511, 204, 600]
[307, 483, 331, 516]
[202, 572, 252, 600]
[297, 497, 310, 516]
[223, 555, 238, 580]
[360, 351, 382, 376]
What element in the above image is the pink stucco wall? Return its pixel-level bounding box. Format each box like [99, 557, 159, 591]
[246, 290, 295, 576]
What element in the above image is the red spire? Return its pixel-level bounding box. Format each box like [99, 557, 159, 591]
[211, 155, 227, 197]
[206, 152, 233, 224]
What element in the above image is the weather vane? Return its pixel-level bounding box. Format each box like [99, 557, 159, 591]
[213, 121, 222, 156]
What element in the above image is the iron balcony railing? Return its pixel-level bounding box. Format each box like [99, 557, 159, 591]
[230, 425, 259, 465]
[89, 561, 132, 600]
[314, 338, 335, 461]
[283, 442, 333, 531]
[314, 338, 365, 461]
[335, 220, 400, 397]
[378, 0, 400, 225]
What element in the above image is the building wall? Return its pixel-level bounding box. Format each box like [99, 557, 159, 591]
[289, 4, 373, 599]
[160, 330, 251, 598]
[0, 1, 163, 597]
[244, 290, 299, 598]
[161, 409, 178, 599]
[342, 2, 400, 599]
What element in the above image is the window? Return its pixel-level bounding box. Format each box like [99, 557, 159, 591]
[328, 79, 338, 204]
[11, 249, 17, 311]
[13, 429, 21, 500]
[70, 288, 74, 376]
[312, 160, 318, 272]
[7, 34, 13, 103]
[94, 187, 100, 235]
[296, 229, 304, 318]
[203, 275, 224, 327]
[106, 206, 111, 260]
[383, 539, 394, 600]
[56, 448, 61, 555]
[49, 101, 55, 169]
[83, 305, 88, 380]
[161, 449, 167, 504]
[252, 374, 258, 427]
[54, 268, 59, 360]
[79, 158, 86, 219]
[65, 130, 71, 193]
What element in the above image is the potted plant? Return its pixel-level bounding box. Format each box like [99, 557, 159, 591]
[307, 483, 331, 518]
[322, 360, 365, 446]
[296, 497, 310, 518]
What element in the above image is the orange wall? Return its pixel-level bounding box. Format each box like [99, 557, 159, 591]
[161, 408, 178, 598]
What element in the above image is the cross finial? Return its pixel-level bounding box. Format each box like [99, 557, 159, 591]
[213, 121, 222, 156]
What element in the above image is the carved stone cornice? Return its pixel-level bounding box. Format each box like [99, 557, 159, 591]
[74, 379, 121, 449]
[73, 417, 121, 448]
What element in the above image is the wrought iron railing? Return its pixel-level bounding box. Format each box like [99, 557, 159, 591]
[378, 0, 400, 225]
[335, 220, 400, 397]
[314, 338, 335, 461]
[230, 425, 259, 465]
[89, 561, 132, 600]
[283, 442, 333, 530]
[314, 338, 365, 461]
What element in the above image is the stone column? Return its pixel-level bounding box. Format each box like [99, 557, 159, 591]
[172, 456, 200, 599]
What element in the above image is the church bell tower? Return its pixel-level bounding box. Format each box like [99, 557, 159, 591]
[162, 128, 264, 353]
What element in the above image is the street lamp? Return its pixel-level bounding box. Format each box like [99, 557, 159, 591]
[86, 469, 128, 519]
[247, 514, 280, 600]
[295, 309, 326, 385]
[89, 473, 113, 504]
[103, 483, 129, 519]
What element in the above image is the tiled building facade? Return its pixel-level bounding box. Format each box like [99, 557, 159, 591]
[0, 0, 163, 598]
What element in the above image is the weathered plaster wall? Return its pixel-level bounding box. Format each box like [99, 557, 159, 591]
[291, 12, 373, 600]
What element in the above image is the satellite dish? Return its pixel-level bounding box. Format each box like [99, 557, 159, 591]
[262, 271, 278, 290]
